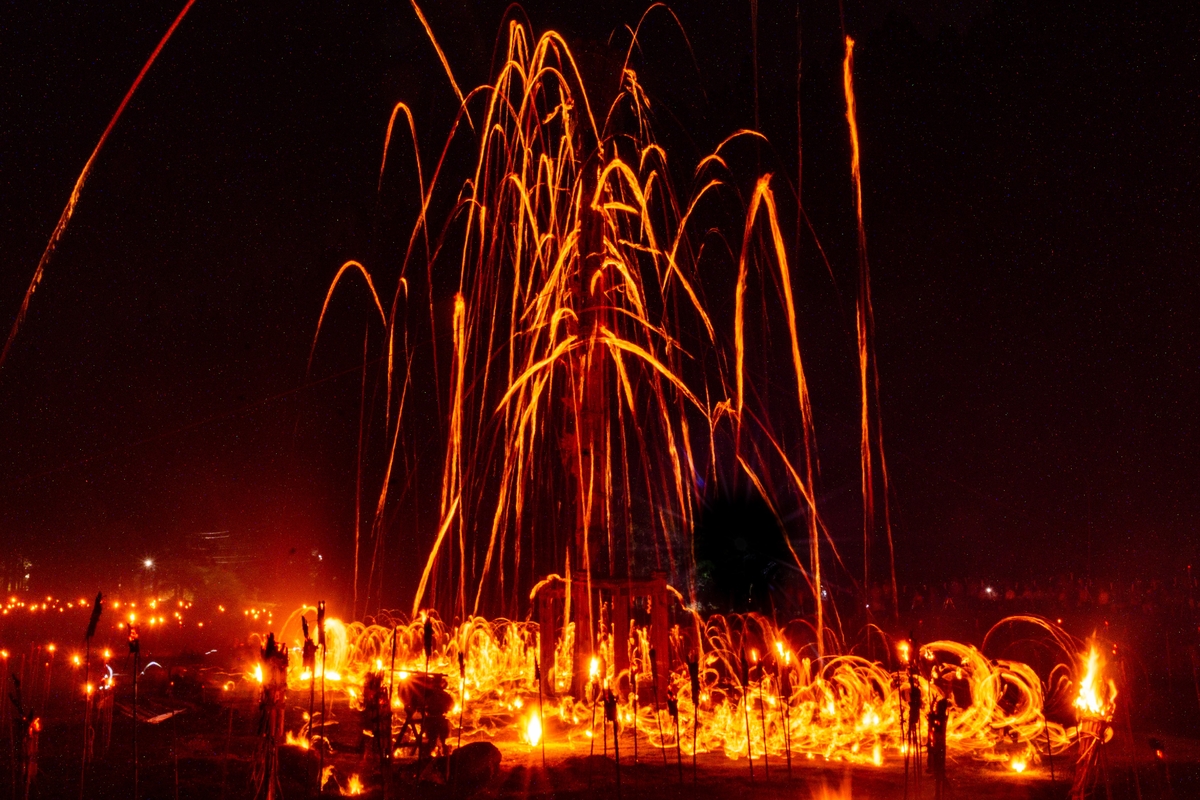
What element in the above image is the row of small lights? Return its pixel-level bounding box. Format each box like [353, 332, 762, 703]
[3, 593, 273, 628]
[4, 592, 270, 623]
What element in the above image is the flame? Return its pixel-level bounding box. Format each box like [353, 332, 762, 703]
[343, 775, 364, 796]
[284, 730, 309, 750]
[811, 773, 852, 800]
[253, 664, 263, 684]
[1011, 759, 1027, 773]
[526, 712, 542, 747]
[1074, 646, 1116, 718]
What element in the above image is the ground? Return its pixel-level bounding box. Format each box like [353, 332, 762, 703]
[15, 688, 1197, 799]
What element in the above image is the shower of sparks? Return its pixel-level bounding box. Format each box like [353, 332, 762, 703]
[313, 4, 842, 646]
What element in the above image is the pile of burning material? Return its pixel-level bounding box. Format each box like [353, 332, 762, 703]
[1069, 645, 1118, 799]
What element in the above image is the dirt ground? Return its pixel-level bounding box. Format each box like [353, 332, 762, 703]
[12, 690, 1197, 799]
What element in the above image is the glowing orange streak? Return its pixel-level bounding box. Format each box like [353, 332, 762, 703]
[843, 35, 897, 611]
[597, 327, 704, 412]
[733, 175, 826, 649]
[408, 1, 471, 127]
[664, 179, 723, 342]
[605, 339, 684, 574]
[842, 34, 875, 596]
[307, 261, 388, 374]
[843, 37, 863, 220]
[443, 295, 468, 616]
[412, 495, 461, 617]
[605, 306, 682, 352]
[639, 143, 669, 172]
[591, 259, 646, 318]
[379, 102, 424, 197]
[745, 178, 813, 435]
[529, 31, 601, 141]
[368, 326, 411, 573]
[745, 409, 847, 572]
[474, 368, 553, 613]
[1, 0, 198, 371]
[496, 336, 578, 411]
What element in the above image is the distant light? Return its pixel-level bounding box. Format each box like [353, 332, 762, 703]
[143, 558, 154, 569]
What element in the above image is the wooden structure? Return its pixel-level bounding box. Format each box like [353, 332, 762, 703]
[533, 570, 675, 702]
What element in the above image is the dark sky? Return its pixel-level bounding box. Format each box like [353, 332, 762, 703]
[1, 0, 1196, 603]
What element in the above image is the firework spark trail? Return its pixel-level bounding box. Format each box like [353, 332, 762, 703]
[304, 9, 894, 661]
[0, 0, 199, 373]
[843, 35, 898, 618]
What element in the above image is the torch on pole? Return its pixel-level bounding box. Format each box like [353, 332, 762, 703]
[588, 657, 599, 789]
[650, 648, 668, 767]
[629, 640, 638, 766]
[687, 657, 700, 784]
[534, 657, 545, 769]
[605, 689, 622, 798]
[776, 644, 792, 779]
[129, 623, 140, 800]
[301, 616, 316, 747]
[739, 648, 754, 782]
[316, 600, 326, 795]
[458, 650, 467, 753]
[667, 684, 683, 784]
[752, 650, 769, 779]
[80, 592, 102, 800]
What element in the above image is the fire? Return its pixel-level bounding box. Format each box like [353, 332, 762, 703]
[262, 604, 1094, 770]
[284, 730, 309, 750]
[525, 712, 542, 747]
[248, 9, 1119, 775]
[1074, 645, 1116, 718]
[1011, 758, 1027, 773]
[253, 664, 263, 684]
[343, 775, 364, 795]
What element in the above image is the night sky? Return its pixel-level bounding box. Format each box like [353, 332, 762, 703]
[1, 0, 1196, 605]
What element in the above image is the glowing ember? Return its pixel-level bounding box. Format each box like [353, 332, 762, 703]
[1011, 759, 1027, 773]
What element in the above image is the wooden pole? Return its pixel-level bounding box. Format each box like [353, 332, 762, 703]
[650, 648, 667, 767]
[687, 658, 700, 784]
[755, 655, 769, 778]
[740, 650, 753, 782]
[535, 657, 545, 769]
[132, 647, 139, 800]
[79, 639, 90, 800]
[317, 601, 326, 794]
[219, 705, 232, 800]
